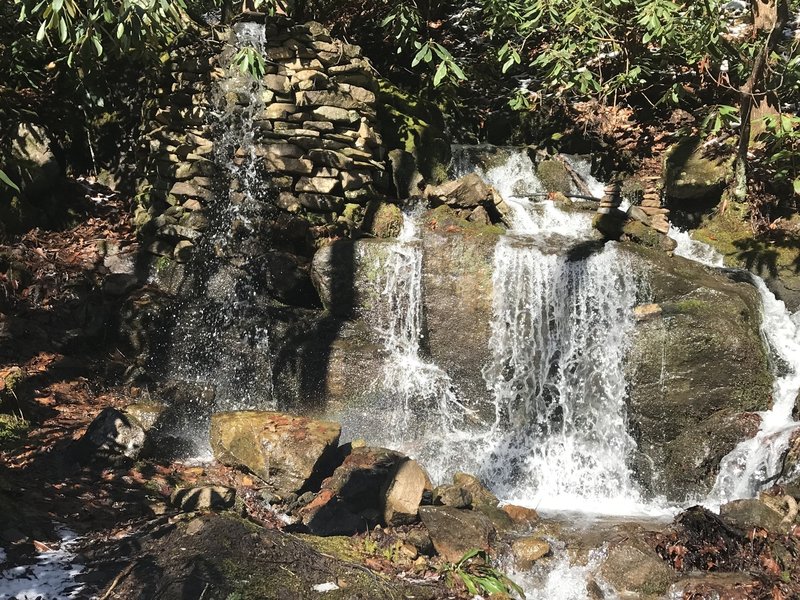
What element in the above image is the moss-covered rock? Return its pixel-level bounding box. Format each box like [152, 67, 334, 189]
[536, 159, 572, 194]
[692, 206, 800, 311]
[377, 80, 450, 185]
[624, 243, 772, 500]
[664, 137, 734, 202]
[366, 201, 403, 238]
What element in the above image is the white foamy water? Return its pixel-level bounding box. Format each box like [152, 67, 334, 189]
[669, 228, 800, 507]
[482, 237, 648, 514]
[511, 547, 613, 600]
[669, 228, 724, 267]
[707, 275, 800, 506]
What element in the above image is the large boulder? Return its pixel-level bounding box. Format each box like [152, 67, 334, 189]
[0, 123, 66, 235]
[664, 137, 734, 203]
[299, 446, 406, 535]
[76, 407, 146, 462]
[624, 243, 772, 500]
[719, 498, 787, 532]
[418, 506, 496, 562]
[210, 411, 341, 495]
[599, 536, 678, 597]
[424, 173, 493, 209]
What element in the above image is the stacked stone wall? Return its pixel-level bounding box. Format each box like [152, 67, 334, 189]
[135, 20, 388, 263]
[134, 38, 223, 261]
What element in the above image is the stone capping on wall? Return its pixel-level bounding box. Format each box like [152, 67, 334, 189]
[134, 19, 388, 263]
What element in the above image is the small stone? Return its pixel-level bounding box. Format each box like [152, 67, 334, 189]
[340, 170, 372, 191]
[295, 176, 340, 194]
[434, 485, 472, 509]
[720, 498, 786, 531]
[264, 156, 314, 175]
[383, 459, 430, 526]
[502, 504, 540, 526]
[261, 103, 297, 120]
[122, 403, 165, 432]
[308, 149, 353, 169]
[302, 120, 335, 132]
[185, 518, 204, 535]
[418, 506, 495, 562]
[260, 143, 304, 159]
[310, 106, 360, 123]
[278, 192, 302, 212]
[452, 472, 499, 508]
[182, 199, 203, 211]
[174, 240, 194, 263]
[264, 74, 291, 94]
[511, 537, 550, 568]
[633, 303, 663, 321]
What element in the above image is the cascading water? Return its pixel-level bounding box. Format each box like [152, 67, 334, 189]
[466, 151, 650, 514]
[338, 211, 474, 476]
[353, 147, 658, 515]
[154, 23, 275, 455]
[670, 228, 800, 507]
[482, 239, 642, 511]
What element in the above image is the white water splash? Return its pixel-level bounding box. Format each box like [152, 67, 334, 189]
[343, 212, 474, 476]
[668, 228, 724, 267]
[669, 228, 800, 507]
[164, 21, 274, 412]
[482, 236, 646, 514]
[510, 545, 613, 600]
[707, 275, 800, 506]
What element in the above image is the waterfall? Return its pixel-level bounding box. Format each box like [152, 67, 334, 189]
[669, 228, 800, 507]
[340, 211, 474, 477]
[154, 22, 275, 457]
[470, 151, 647, 513]
[482, 238, 642, 511]
[345, 147, 656, 514]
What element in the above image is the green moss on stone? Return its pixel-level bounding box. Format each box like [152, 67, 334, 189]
[426, 205, 504, 239]
[536, 160, 572, 194]
[377, 80, 450, 184]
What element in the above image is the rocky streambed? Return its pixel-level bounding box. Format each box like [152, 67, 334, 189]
[10, 397, 786, 600]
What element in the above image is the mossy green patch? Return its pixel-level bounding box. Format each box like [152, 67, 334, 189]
[426, 205, 504, 239]
[377, 80, 450, 184]
[0, 414, 29, 449]
[295, 534, 366, 563]
[536, 159, 572, 194]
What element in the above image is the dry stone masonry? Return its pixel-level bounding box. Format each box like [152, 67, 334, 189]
[135, 39, 222, 262]
[135, 19, 388, 264]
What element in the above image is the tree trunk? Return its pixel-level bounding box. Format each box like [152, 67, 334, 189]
[732, 0, 788, 200]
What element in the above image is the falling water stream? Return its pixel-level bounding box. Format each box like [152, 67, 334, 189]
[670, 229, 800, 508]
[345, 148, 800, 597]
[164, 22, 274, 412]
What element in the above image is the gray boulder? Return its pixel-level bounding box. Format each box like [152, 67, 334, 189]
[78, 407, 146, 461]
[625, 243, 772, 500]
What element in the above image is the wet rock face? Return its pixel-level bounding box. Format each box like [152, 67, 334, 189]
[624, 243, 772, 500]
[210, 410, 341, 494]
[417, 506, 495, 562]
